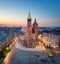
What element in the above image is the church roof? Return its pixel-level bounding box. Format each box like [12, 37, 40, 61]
[21, 27, 26, 32]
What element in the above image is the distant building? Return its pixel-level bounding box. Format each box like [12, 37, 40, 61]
[42, 33, 59, 48]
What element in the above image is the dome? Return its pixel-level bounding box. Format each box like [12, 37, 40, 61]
[33, 18, 38, 25]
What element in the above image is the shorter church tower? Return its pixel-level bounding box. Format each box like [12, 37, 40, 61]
[33, 18, 38, 40]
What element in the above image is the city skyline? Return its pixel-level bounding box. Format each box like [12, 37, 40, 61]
[0, 0, 60, 27]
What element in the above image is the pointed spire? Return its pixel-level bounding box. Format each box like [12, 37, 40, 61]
[28, 12, 31, 19]
[29, 12, 30, 17]
[35, 18, 36, 23]
[28, 12, 31, 18]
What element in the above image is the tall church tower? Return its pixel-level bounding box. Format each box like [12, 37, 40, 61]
[27, 13, 32, 47]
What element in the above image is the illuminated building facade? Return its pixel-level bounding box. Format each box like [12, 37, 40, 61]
[27, 13, 32, 47]
[27, 13, 38, 48]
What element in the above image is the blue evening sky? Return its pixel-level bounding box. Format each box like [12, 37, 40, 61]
[0, 0, 60, 26]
